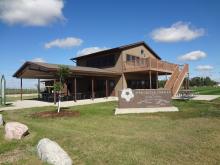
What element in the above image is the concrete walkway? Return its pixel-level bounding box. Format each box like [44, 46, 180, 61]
[174, 95, 220, 101]
[191, 95, 220, 101]
[1, 95, 219, 112]
[0, 97, 118, 111]
[115, 106, 179, 115]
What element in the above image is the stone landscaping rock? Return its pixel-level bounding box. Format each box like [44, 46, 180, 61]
[37, 138, 72, 165]
[0, 114, 4, 126]
[5, 122, 29, 140]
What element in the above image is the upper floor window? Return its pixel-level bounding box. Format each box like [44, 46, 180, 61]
[141, 49, 144, 55]
[126, 54, 139, 62]
[86, 55, 115, 68]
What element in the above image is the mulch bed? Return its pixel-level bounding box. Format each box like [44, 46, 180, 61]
[32, 110, 80, 118]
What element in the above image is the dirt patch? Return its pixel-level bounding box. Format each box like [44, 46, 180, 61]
[33, 110, 80, 118]
[0, 149, 25, 164]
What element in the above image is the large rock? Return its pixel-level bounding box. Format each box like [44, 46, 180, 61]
[5, 122, 28, 140]
[37, 138, 72, 165]
[0, 114, 3, 125]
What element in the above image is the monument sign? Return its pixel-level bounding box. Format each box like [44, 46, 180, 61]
[118, 89, 172, 108]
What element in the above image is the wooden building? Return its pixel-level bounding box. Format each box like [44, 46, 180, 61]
[13, 41, 189, 102]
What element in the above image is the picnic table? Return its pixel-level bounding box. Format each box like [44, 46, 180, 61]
[178, 89, 195, 99]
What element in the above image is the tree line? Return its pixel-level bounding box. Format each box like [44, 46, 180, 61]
[158, 76, 218, 88]
[189, 76, 217, 87]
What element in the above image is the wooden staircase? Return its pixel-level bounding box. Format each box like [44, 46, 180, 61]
[165, 64, 189, 96]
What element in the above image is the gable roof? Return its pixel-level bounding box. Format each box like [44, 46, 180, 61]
[13, 61, 120, 78]
[71, 41, 161, 61]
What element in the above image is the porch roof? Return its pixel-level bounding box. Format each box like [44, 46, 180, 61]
[13, 61, 121, 79]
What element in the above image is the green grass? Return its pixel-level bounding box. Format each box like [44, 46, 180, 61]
[5, 89, 37, 95]
[1, 100, 220, 164]
[192, 86, 220, 95]
[6, 95, 38, 102]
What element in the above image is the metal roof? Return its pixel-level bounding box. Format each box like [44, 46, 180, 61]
[13, 61, 120, 78]
[71, 41, 161, 61]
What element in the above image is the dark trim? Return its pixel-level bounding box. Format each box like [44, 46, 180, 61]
[13, 61, 121, 78]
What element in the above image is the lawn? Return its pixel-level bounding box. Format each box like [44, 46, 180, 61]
[192, 86, 220, 95]
[6, 95, 38, 102]
[1, 99, 220, 164]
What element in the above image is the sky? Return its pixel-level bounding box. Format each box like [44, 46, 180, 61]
[0, 0, 219, 88]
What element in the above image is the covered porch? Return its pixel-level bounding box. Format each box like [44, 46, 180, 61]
[13, 61, 120, 103]
[123, 70, 172, 90]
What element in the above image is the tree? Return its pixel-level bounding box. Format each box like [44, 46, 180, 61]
[53, 65, 70, 113]
[189, 76, 217, 87]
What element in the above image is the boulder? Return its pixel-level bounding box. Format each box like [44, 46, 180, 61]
[37, 138, 72, 165]
[5, 122, 28, 140]
[0, 114, 3, 125]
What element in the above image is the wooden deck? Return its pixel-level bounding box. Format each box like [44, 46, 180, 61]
[123, 58, 178, 73]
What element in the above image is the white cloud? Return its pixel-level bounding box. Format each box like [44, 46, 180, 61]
[0, 0, 65, 26]
[31, 58, 46, 63]
[45, 37, 83, 49]
[151, 22, 205, 42]
[196, 65, 214, 71]
[178, 50, 207, 61]
[77, 47, 108, 56]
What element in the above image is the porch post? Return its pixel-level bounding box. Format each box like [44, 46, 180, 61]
[74, 77, 77, 102]
[149, 71, 152, 89]
[187, 73, 190, 89]
[53, 79, 56, 104]
[91, 77, 94, 100]
[37, 79, 40, 100]
[20, 78, 23, 101]
[105, 79, 108, 98]
[184, 78, 187, 89]
[156, 71, 159, 89]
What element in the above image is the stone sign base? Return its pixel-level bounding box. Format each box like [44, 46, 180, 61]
[115, 106, 179, 115]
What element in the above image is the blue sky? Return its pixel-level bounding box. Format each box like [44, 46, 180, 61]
[0, 0, 219, 88]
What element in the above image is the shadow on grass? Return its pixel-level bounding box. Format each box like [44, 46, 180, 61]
[151, 99, 220, 120]
[126, 99, 220, 120]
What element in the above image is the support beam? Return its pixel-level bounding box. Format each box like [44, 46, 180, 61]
[91, 77, 94, 100]
[53, 79, 56, 104]
[184, 78, 187, 89]
[37, 79, 40, 100]
[187, 73, 190, 89]
[149, 71, 152, 89]
[20, 78, 23, 101]
[105, 79, 108, 98]
[74, 77, 77, 102]
[156, 71, 159, 89]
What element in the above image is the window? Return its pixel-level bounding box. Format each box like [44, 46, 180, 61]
[86, 55, 115, 68]
[141, 49, 144, 55]
[126, 54, 139, 62]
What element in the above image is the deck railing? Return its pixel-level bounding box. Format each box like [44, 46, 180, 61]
[171, 64, 189, 96]
[123, 58, 178, 73]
